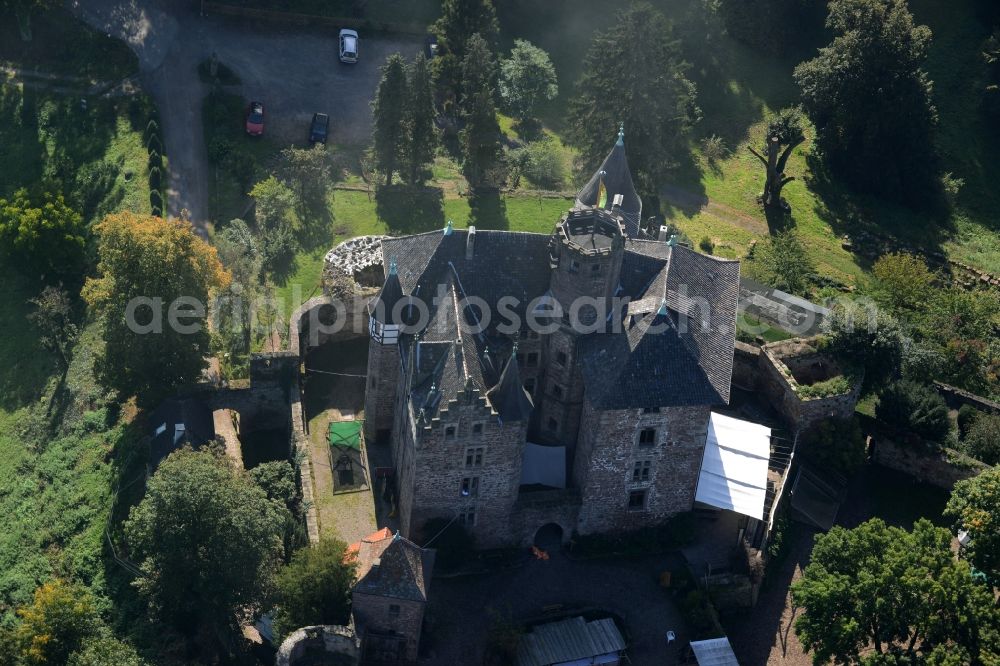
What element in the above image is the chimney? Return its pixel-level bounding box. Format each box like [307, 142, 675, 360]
[466, 225, 476, 260]
[658, 225, 669, 242]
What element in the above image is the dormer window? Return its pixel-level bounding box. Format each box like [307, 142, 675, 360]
[638, 428, 656, 446]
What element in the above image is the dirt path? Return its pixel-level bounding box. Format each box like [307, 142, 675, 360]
[70, 0, 420, 234]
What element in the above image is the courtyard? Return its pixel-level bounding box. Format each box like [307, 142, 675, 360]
[422, 550, 688, 665]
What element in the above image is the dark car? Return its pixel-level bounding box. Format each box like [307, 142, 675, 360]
[245, 101, 264, 136]
[309, 112, 329, 145]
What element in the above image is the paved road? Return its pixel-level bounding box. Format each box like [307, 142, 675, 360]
[69, 0, 419, 233]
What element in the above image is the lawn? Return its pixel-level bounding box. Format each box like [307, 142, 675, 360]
[497, 0, 1000, 283]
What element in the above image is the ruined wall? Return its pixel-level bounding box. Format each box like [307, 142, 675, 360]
[873, 438, 988, 490]
[933, 382, 1000, 416]
[575, 402, 710, 535]
[275, 625, 360, 666]
[757, 341, 859, 431]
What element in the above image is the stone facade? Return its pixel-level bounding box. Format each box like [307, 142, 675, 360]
[352, 593, 424, 662]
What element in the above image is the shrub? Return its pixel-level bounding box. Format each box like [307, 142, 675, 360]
[957, 404, 980, 439]
[876, 380, 951, 444]
[699, 236, 715, 254]
[797, 375, 853, 399]
[962, 413, 1000, 465]
[679, 590, 724, 640]
[148, 166, 161, 192]
[700, 134, 728, 163]
[799, 417, 866, 476]
[518, 139, 565, 190]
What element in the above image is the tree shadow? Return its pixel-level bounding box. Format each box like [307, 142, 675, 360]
[298, 201, 336, 253]
[468, 189, 509, 231]
[0, 84, 45, 197]
[375, 184, 446, 235]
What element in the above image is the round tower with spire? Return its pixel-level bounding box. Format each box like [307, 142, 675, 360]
[364, 256, 404, 444]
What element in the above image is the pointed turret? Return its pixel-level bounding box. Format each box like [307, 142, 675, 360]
[486, 344, 534, 422]
[368, 256, 404, 344]
[574, 125, 643, 237]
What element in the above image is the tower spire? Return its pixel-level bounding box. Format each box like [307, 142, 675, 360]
[616, 122, 624, 146]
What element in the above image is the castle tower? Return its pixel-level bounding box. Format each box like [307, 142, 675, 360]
[364, 257, 404, 444]
[574, 126, 643, 237]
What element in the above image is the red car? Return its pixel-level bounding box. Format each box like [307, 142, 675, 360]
[245, 101, 264, 136]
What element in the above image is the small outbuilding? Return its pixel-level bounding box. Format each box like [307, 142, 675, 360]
[689, 637, 740, 666]
[517, 616, 626, 666]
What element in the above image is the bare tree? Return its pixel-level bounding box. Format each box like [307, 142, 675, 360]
[748, 108, 805, 211]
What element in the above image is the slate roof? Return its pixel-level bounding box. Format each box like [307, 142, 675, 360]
[578, 244, 739, 409]
[351, 529, 434, 603]
[485, 346, 534, 422]
[575, 132, 643, 237]
[379, 207, 738, 414]
[368, 259, 404, 324]
[148, 398, 215, 470]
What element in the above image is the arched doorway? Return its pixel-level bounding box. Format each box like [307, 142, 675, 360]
[533, 523, 564, 549]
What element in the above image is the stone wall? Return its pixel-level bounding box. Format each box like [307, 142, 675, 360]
[757, 339, 860, 432]
[933, 382, 1000, 416]
[352, 593, 425, 663]
[275, 625, 360, 666]
[574, 402, 710, 535]
[511, 488, 581, 547]
[732, 341, 760, 391]
[873, 437, 988, 490]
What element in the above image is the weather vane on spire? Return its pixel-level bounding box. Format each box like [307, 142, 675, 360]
[617, 122, 625, 145]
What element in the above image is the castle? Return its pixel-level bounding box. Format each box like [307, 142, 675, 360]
[363, 133, 740, 548]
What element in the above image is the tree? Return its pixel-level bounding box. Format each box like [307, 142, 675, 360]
[278, 145, 331, 220]
[461, 82, 504, 190]
[0, 189, 87, 281]
[983, 28, 1000, 116]
[799, 417, 866, 477]
[124, 448, 283, 650]
[567, 2, 698, 198]
[67, 634, 148, 666]
[431, 0, 499, 105]
[946, 466, 1000, 586]
[272, 539, 356, 640]
[794, 0, 938, 203]
[372, 54, 409, 186]
[745, 230, 815, 295]
[747, 108, 805, 210]
[716, 0, 818, 55]
[403, 54, 439, 186]
[212, 220, 263, 380]
[460, 33, 496, 111]
[961, 413, 1000, 466]
[876, 380, 951, 444]
[917, 288, 1000, 393]
[1, 0, 56, 41]
[870, 252, 935, 314]
[26, 285, 78, 370]
[11, 579, 100, 665]
[826, 303, 903, 395]
[249, 176, 299, 273]
[499, 40, 558, 125]
[792, 518, 1000, 665]
[251, 460, 306, 559]
[82, 213, 230, 407]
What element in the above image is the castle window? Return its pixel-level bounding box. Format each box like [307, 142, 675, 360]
[517, 353, 525, 367]
[638, 428, 657, 446]
[460, 476, 480, 498]
[632, 460, 652, 483]
[527, 352, 539, 367]
[444, 425, 456, 440]
[524, 378, 536, 394]
[551, 383, 564, 399]
[472, 422, 483, 435]
[569, 259, 580, 273]
[556, 351, 568, 366]
[547, 417, 559, 433]
[591, 263, 602, 274]
[388, 604, 400, 617]
[458, 507, 476, 526]
[628, 489, 648, 511]
[465, 447, 484, 467]
[642, 407, 660, 414]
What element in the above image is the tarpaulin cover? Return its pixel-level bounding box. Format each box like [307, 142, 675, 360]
[695, 412, 771, 520]
[519, 443, 566, 489]
[690, 637, 740, 666]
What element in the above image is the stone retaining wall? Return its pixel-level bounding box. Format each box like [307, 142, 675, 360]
[933, 382, 1000, 416]
[872, 438, 987, 490]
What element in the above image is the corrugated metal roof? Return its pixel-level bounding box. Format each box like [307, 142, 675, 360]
[517, 617, 626, 666]
[690, 637, 740, 666]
